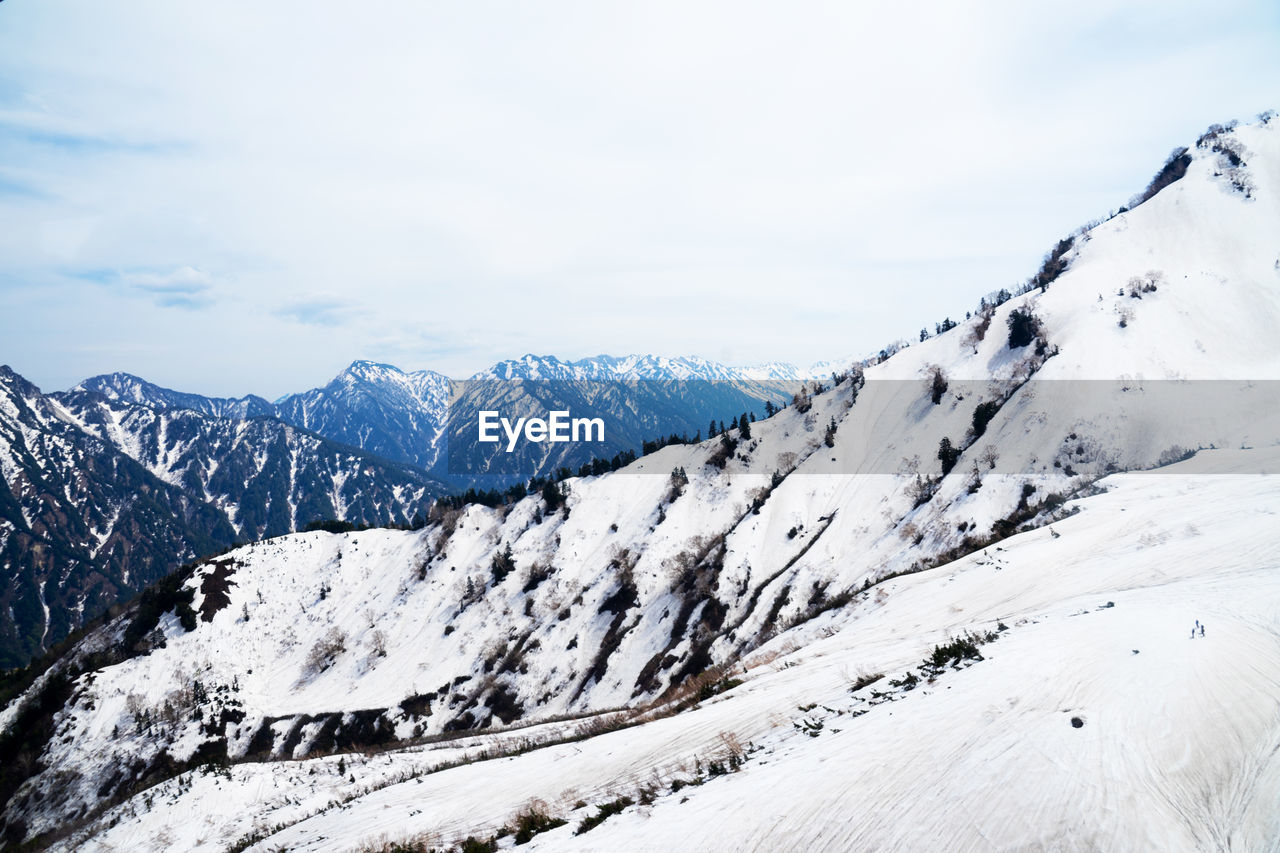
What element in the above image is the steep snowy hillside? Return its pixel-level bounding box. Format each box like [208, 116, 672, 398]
[3, 116, 1279, 849]
[31, 447, 1280, 852]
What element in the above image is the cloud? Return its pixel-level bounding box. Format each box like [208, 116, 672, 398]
[0, 173, 49, 200]
[74, 265, 215, 310]
[126, 267, 213, 309]
[274, 296, 353, 327]
[0, 121, 187, 157]
[124, 265, 212, 294]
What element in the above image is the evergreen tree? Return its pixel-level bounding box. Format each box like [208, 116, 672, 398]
[1006, 307, 1041, 349]
[971, 400, 1000, 439]
[491, 544, 516, 582]
[928, 367, 948, 405]
[541, 480, 564, 512]
[938, 437, 960, 475]
[739, 413, 751, 440]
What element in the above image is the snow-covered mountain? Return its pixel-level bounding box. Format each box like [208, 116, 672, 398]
[52, 389, 443, 542]
[477, 353, 741, 381]
[272, 360, 454, 474]
[3, 115, 1280, 850]
[0, 372, 446, 668]
[78, 362, 455, 474]
[0, 367, 238, 669]
[8, 354, 795, 665]
[736, 356, 863, 382]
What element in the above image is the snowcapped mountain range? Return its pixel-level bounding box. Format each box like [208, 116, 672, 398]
[476, 353, 849, 383]
[2, 115, 1280, 851]
[78, 354, 851, 478]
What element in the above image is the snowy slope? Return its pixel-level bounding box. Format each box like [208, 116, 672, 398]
[44, 446, 1280, 851]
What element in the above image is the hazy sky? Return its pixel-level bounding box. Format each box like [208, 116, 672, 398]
[1, 1, 1277, 398]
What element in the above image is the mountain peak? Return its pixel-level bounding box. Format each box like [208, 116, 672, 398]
[342, 359, 404, 376]
[0, 364, 41, 397]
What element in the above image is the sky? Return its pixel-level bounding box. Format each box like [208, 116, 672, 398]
[1, 1, 1278, 399]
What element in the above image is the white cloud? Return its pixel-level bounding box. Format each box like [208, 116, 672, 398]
[123, 265, 211, 292]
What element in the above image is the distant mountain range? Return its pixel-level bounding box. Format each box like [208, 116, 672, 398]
[76, 353, 856, 487]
